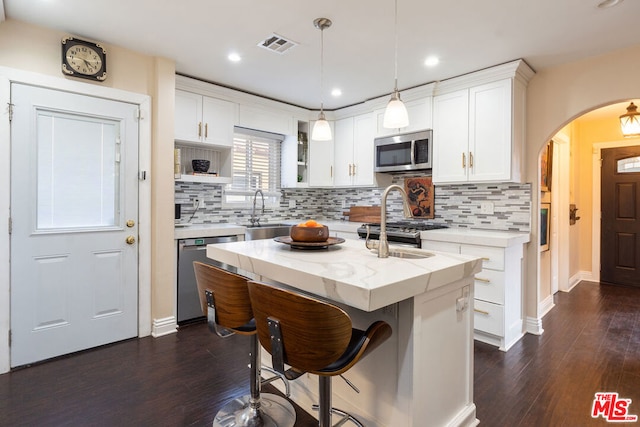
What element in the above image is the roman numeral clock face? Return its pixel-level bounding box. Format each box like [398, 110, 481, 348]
[61, 37, 107, 81]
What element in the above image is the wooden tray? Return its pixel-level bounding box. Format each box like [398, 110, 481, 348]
[274, 236, 345, 249]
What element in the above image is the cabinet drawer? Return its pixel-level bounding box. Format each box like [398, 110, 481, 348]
[421, 240, 460, 253]
[474, 269, 505, 304]
[473, 299, 504, 336]
[461, 245, 504, 271]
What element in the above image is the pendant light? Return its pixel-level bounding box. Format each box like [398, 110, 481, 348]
[311, 18, 332, 141]
[619, 102, 640, 137]
[383, 0, 409, 129]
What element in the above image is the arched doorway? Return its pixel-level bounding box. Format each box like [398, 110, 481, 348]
[538, 100, 640, 302]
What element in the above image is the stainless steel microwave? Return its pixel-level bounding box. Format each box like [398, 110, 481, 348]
[374, 129, 433, 172]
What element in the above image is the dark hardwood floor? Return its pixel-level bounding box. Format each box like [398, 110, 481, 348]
[1, 281, 638, 426]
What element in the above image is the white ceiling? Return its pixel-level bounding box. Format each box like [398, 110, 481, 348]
[3, 0, 640, 112]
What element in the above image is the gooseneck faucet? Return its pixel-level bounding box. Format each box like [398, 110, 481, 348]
[250, 189, 265, 226]
[366, 184, 413, 258]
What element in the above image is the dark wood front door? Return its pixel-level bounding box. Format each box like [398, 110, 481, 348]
[601, 146, 640, 287]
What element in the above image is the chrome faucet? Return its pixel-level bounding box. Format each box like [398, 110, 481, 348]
[250, 189, 265, 226]
[366, 184, 413, 258]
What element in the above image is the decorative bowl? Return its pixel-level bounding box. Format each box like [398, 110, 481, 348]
[290, 224, 329, 242]
[192, 159, 210, 173]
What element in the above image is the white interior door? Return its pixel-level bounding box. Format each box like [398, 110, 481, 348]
[10, 83, 139, 367]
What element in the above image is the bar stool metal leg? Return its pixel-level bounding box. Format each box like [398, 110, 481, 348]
[212, 335, 296, 427]
[312, 377, 364, 427]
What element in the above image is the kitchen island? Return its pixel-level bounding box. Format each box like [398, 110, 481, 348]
[207, 238, 482, 427]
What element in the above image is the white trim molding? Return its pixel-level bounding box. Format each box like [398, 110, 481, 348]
[152, 317, 178, 337]
[525, 316, 544, 336]
[538, 295, 555, 318]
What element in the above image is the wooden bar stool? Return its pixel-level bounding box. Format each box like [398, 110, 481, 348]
[193, 262, 296, 427]
[247, 281, 393, 427]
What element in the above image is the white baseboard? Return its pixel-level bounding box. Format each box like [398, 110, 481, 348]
[525, 316, 544, 336]
[539, 294, 555, 318]
[567, 271, 593, 291]
[151, 316, 178, 337]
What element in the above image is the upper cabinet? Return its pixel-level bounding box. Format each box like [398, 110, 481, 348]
[334, 113, 375, 187]
[175, 89, 238, 147]
[374, 97, 433, 137]
[308, 120, 335, 187]
[432, 60, 533, 184]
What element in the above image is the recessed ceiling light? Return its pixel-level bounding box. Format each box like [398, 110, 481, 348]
[424, 56, 439, 67]
[331, 88, 342, 97]
[228, 52, 241, 62]
[597, 0, 623, 8]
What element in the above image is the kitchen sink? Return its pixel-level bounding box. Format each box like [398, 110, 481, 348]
[244, 223, 291, 241]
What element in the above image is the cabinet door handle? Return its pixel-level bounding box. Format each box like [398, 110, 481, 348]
[475, 277, 491, 283]
[330, 166, 333, 178]
[474, 308, 490, 315]
[470, 152, 474, 168]
[204, 123, 208, 138]
[198, 122, 202, 137]
[482, 257, 491, 261]
[462, 152, 466, 168]
[349, 163, 353, 176]
[353, 163, 356, 175]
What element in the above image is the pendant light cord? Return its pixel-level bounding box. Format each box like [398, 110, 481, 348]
[393, 0, 399, 92]
[320, 24, 325, 114]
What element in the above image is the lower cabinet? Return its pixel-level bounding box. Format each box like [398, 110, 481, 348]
[421, 236, 526, 351]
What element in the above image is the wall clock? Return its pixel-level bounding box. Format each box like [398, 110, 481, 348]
[61, 37, 107, 81]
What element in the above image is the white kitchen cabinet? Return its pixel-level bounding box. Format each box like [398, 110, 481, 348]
[374, 97, 433, 137]
[421, 232, 526, 351]
[432, 90, 469, 183]
[432, 78, 520, 184]
[333, 114, 375, 187]
[175, 89, 237, 147]
[308, 120, 335, 187]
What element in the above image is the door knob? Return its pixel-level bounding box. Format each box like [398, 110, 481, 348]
[126, 236, 136, 245]
[126, 220, 135, 228]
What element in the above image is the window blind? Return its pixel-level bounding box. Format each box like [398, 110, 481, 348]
[226, 127, 283, 204]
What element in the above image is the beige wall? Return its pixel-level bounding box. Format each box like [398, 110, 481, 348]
[526, 43, 640, 323]
[0, 19, 176, 327]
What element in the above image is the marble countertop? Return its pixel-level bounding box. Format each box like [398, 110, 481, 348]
[174, 223, 245, 239]
[421, 228, 530, 247]
[207, 238, 482, 312]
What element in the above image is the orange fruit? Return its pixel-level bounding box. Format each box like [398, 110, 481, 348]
[305, 219, 318, 227]
[297, 223, 307, 227]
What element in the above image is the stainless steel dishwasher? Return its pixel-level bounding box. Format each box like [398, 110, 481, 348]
[177, 235, 239, 324]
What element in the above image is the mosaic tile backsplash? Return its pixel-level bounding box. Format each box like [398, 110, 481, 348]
[174, 173, 531, 232]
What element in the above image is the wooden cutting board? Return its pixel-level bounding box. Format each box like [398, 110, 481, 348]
[342, 206, 381, 223]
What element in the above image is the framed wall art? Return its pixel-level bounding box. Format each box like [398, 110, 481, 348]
[404, 177, 434, 219]
[540, 141, 554, 192]
[540, 203, 551, 252]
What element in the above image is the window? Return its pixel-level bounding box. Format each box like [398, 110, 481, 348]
[224, 127, 283, 206]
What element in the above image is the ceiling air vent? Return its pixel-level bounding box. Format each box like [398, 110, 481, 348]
[258, 34, 298, 54]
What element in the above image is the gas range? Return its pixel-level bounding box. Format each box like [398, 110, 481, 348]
[357, 221, 448, 247]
